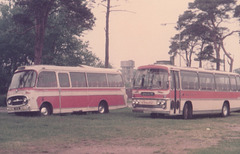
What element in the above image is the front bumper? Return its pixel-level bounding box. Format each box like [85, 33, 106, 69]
[7, 105, 37, 113]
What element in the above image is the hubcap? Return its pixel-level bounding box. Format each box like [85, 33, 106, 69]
[99, 105, 105, 114]
[41, 107, 48, 116]
[223, 106, 228, 116]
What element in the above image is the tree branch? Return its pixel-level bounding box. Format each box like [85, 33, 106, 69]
[110, 9, 136, 14]
[222, 30, 240, 40]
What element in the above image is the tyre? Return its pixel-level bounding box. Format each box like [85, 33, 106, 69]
[221, 103, 230, 117]
[98, 102, 108, 114]
[183, 103, 192, 119]
[40, 104, 51, 116]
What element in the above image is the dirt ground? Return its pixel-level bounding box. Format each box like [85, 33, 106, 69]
[55, 128, 220, 154]
[55, 134, 218, 154]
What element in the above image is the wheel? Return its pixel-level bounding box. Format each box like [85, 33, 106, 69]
[40, 104, 51, 116]
[222, 103, 230, 117]
[183, 103, 192, 119]
[98, 102, 108, 114]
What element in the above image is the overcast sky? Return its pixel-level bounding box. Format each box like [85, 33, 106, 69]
[83, 0, 240, 71]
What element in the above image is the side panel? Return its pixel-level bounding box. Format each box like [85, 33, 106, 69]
[181, 90, 240, 114]
[36, 89, 60, 109]
[88, 88, 126, 107]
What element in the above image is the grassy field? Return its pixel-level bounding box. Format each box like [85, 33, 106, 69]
[1, 108, 240, 153]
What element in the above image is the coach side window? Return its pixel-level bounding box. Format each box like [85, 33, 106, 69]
[180, 71, 199, 90]
[230, 76, 237, 91]
[70, 72, 87, 87]
[236, 76, 240, 91]
[58, 73, 70, 87]
[87, 73, 108, 87]
[107, 74, 124, 87]
[37, 71, 57, 87]
[215, 74, 230, 91]
[199, 73, 215, 91]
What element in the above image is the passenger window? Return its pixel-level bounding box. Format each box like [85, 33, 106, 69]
[37, 71, 57, 87]
[215, 74, 230, 91]
[181, 71, 199, 90]
[237, 76, 240, 91]
[70, 72, 87, 87]
[199, 73, 215, 91]
[230, 76, 237, 91]
[107, 74, 124, 87]
[58, 73, 70, 87]
[87, 73, 108, 87]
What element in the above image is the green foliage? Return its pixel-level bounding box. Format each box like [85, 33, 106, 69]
[195, 45, 215, 62]
[169, 0, 237, 70]
[0, 4, 34, 93]
[0, 1, 103, 93]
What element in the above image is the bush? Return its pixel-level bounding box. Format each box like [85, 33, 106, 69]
[0, 94, 6, 107]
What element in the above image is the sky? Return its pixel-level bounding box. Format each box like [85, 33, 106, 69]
[83, 0, 240, 71]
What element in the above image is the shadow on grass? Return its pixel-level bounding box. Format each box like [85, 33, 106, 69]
[133, 112, 239, 120]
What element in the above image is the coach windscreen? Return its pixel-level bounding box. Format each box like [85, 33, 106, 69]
[133, 69, 169, 90]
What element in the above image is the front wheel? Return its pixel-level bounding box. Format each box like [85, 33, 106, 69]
[183, 103, 192, 119]
[40, 104, 51, 116]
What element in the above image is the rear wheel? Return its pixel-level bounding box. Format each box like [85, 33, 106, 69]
[222, 103, 230, 117]
[40, 104, 51, 116]
[98, 102, 108, 114]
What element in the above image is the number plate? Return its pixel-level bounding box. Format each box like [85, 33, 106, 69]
[139, 100, 157, 105]
[14, 107, 21, 110]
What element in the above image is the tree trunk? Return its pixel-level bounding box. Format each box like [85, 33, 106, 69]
[213, 42, 221, 70]
[34, 17, 46, 65]
[199, 60, 202, 68]
[220, 41, 233, 72]
[105, 0, 110, 68]
[33, 1, 54, 65]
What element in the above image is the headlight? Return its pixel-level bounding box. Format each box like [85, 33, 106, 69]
[23, 97, 28, 105]
[157, 100, 167, 109]
[7, 99, 12, 105]
[132, 99, 139, 108]
[132, 99, 139, 104]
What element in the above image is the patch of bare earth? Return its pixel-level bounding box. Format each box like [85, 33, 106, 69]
[57, 129, 221, 154]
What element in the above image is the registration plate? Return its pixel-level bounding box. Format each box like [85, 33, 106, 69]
[139, 100, 157, 105]
[14, 107, 21, 110]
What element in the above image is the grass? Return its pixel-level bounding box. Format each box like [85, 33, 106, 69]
[1, 108, 240, 153]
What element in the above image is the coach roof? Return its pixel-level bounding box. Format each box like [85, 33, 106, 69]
[16, 65, 121, 74]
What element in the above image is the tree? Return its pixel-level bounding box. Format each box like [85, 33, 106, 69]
[104, 0, 110, 68]
[0, 4, 35, 93]
[195, 45, 215, 67]
[190, 0, 237, 71]
[169, 0, 238, 71]
[100, 0, 132, 68]
[14, 0, 95, 65]
[0, 2, 103, 93]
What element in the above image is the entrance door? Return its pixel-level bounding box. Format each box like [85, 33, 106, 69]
[170, 71, 181, 114]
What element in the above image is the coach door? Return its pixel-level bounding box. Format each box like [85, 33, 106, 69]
[58, 72, 71, 113]
[170, 70, 181, 115]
